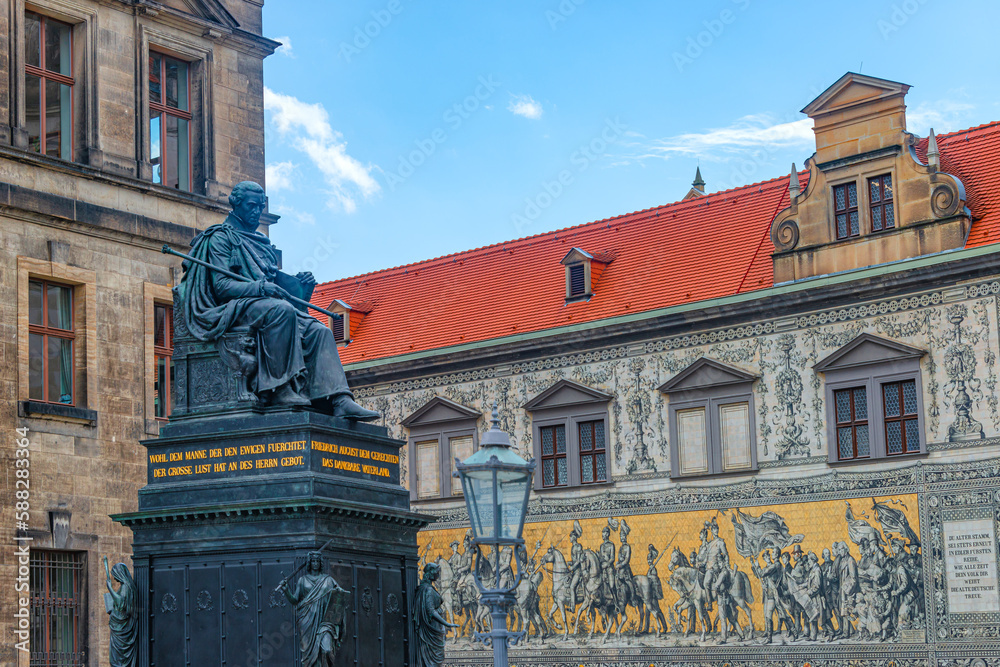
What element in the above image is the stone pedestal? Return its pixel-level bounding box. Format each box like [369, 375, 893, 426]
[113, 410, 432, 667]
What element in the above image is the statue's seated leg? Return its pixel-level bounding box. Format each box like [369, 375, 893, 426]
[239, 299, 310, 407]
[298, 316, 379, 421]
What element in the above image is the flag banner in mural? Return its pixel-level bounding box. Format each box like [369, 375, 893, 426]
[417, 495, 924, 649]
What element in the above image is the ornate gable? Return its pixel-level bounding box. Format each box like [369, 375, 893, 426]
[814, 333, 925, 372]
[137, 0, 239, 30]
[657, 357, 758, 393]
[401, 396, 480, 427]
[771, 73, 970, 283]
[523, 379, 611, 410]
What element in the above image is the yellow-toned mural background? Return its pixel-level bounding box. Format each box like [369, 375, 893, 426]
[418, 494, 922, 646]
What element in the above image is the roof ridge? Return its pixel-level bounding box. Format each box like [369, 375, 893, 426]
[317, 171, 793, 289]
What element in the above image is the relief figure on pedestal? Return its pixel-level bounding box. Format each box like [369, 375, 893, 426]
[281, 551, 350, 667]
[104, 557, 137, 667]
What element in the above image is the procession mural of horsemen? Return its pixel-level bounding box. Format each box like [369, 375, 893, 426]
[417, 495, 924, 648]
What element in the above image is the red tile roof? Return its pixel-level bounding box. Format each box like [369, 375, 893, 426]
[312, 121, 1000, 365]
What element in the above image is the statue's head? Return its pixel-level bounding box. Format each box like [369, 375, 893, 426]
[822, 547, 831, 561]
[307, 551, 324, 572]
[423, 562, 440, 582]
[228, 181, 266, 231]
[111, 563, 132, 586]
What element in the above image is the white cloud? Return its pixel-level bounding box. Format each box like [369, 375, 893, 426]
[507, 93, 543, 120]
[271, 200, 316, 228]
[906, 100, 975, 135]
[264, 87, 380, 213]
[634, 114, 814, 161]
[273, 36, 295, 58]
[265, 161, 296, 193]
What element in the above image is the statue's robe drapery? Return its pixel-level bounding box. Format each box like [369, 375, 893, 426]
[291, 574, 347, 667]
[179, 217, 350, 399]
[107, 564, 137, 667]
[413, 581, 447, 667]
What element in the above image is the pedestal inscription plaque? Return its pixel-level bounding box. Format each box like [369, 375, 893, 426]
[943, 517, 1000, 612]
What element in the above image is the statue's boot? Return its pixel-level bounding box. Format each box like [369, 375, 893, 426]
[268, 383, 311, 407]
[331, 395, 380, 421]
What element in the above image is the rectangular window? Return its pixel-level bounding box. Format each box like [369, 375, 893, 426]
[834, 182, 859, 240]
[449, 435, 474, 495]
[153, 303, 174, 420]
[28, 280, 75, 405]
[25, 12, 74, 160]
[415, 440, 440, 499]
[676, 407, 709, 475]
[719, 402, 752, 471]
[568, 264, 586, 297]
[331, 314, 346, 343]
[835, 386, 870, 460]
[578, 420, 607, 484]
[869, 174, 895, 232]
[540, 424, 567, 488]
[149, 52, 191, 191]
[883, 379, 919, 455]
[30, 550, 85, 667]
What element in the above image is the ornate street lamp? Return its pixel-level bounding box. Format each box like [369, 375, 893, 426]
[455, 405, 535, 667]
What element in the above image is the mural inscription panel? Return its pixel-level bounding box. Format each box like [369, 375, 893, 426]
[944, 517, 1000, 613]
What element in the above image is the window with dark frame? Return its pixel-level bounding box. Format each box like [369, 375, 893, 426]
[568, 263, 586, 297]
[28, 280, 75, 405]
[578, 419, 606, 484]
[149, 51, 192, 191]
[869, 173, 895, 232]
[30, 550, 85, 667]
[25, 12, 74, 161]
[834, 181, 859, 240]
[540, 424, 567, 488]
[883, 379, 919, 455]
[153, 303, 174, 420]
[834, 386, 870, 460]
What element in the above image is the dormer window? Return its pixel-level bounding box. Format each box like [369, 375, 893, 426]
[868, 173, 895, 232]
[834, 181, 859, 240]
[326, 299, 371, 346]
[560, 247, 612, 302]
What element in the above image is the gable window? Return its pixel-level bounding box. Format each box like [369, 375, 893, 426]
[149, 51, 191, 191]
[834, 181, 859, 240]
[153, 303, 174, 419]
[816, 333, 926, 463]
[25, 12, 74, 160]
[525, 379, 612, 490]
[30, 550, 86, 667]
[660, 358, 759, 478]
[868, 174, 895, 232]
[28, 280, 75, 405]
[403, 397, 480, 501]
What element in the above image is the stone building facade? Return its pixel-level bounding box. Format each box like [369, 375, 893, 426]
[315, 74, 1000, 665]
[0, 0, 277, 664]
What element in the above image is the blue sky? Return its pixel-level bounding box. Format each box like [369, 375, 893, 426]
[260, 0, 1000, 282]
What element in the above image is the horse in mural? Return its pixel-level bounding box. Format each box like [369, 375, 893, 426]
[667, 547, 711, 641]
[633, 571, 669, 635]
[541, 545, 578, 639]
[511, 565, 549, 641]
[435, 557, 462, 636]
[571, 548, 614, 639]
[726, 564, 755, 639]
[437, 556, 489, 639]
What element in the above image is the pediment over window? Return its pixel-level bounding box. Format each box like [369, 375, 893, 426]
[523, 379, 612, 411]
[140, 0, 239, 30]
[657, 358, 759, 393]
[814, 333, 925, 372]
[401, 396, 480, 427]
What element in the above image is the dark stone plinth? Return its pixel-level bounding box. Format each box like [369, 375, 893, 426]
[114, 411, 434, 667]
